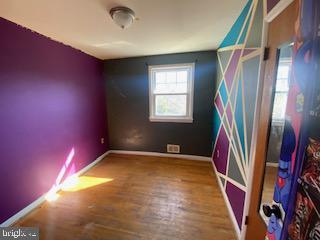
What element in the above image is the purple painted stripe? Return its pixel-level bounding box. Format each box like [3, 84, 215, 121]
[225, 50, 241, 91]
[226, 181, 246, 229]
[242, 48, 258, 57]
[212, 126, 229, 175]
[215, 94, 224, 116]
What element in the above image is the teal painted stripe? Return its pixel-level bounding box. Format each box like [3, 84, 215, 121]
[213, 106, 222, 146]
[219, 81, 228, 106]
[219, 0, 253, 48]
[238, 9, 252, 44]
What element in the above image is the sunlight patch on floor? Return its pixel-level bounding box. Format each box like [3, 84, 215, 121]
[61, 176, 113, 192]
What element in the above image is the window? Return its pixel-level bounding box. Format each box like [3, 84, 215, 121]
[148, 63, 195, 123]
[272, 60, 291, 124]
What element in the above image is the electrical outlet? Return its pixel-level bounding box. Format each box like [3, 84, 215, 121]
[101, 138, 105, 144]
[167, 144, 180, 153]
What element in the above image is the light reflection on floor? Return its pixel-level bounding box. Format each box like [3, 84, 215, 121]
[45, 175, 113, 202]
[61, 176, 113, 192]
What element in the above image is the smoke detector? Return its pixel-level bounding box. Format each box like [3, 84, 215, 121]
[110, 6, 136, 29]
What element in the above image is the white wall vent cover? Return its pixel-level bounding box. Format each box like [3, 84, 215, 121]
[167, 144, 180, 153]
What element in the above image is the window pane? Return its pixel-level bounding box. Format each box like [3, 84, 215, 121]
[277, 65, 290, 79]
[272, 92, 288, 121]
[155, 72, 166, 84]
[177, 71, 188, 83]
[154, 70, 188, 94]
[276, 77, 289, 92]
[275, 63, 290, 91]
[155, 95, 187, 116]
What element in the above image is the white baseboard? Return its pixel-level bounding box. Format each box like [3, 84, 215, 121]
[0, 193, 47, 227]
[74, 151, 110, 177]
[0, 150, 110, 227]
[211, 162, 241, 239]
[108, 150, 211, 162]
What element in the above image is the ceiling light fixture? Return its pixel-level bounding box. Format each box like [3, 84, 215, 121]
[110, 6, 136, 29]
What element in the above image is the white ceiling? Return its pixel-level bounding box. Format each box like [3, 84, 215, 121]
[0, 0, 246, 60]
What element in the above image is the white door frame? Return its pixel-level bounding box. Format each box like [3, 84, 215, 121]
[240, 0, 295, 239]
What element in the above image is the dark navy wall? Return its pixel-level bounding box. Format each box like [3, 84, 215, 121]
[104, 51, 216, 157]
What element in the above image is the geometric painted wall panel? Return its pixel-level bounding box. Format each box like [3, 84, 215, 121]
[213, 107, 222, 146]
[243, 48, 258, 57]
[219, 0, 253, 48]
[243, 55, 261, 162]
[225, 50, 242, 90]
[212, 0, 264, 233]
[239, 10, 253, 45]
[213, 126, 229, 175]
[215, 94, 224, 116]
[218, 51, 233, 72]
[232, 127, 246, 174]
[246, 0, 264, 48]
[226, 182, 246, 229]
[220, 177, 226, 187]
[235, 76, 247, 162]
[223, 115, 231, 135]
[226, 103, 233, 127]
[230, 76, 238, 109]
[267, 0, 280, 13]
[217, 64, 224, 88]
[219, 81, 229, 106]
[228, 147, 246, 186]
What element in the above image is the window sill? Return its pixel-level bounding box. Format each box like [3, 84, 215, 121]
[149, 117, 193, 123]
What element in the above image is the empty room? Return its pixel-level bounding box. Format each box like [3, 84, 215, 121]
[1, 0, 320, 239]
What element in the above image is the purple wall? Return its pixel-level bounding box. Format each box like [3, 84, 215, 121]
[0, 17, 108, 224]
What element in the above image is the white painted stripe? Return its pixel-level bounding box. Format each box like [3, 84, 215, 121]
[108, 150, 211, 162]
[218, 44, 244, 52]
[0, 151, 110, 227]
[240, 48, 262, 62]
[216, 172, 247, 192]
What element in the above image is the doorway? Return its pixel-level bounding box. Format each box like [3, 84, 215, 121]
[245, 1, 299, 239]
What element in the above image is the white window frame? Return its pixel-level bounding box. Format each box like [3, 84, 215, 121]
[272, 59, 292, 126]
[148, 63, 195, 123]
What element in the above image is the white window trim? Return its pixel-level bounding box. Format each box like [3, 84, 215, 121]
[271, 59, 291, 123]
[148, 63, 195, 123]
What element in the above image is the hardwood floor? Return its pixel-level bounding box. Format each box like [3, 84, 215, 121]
[261, 165, 278, 205]
[260, 165, 278, 224]
[15, 154, 236, 240]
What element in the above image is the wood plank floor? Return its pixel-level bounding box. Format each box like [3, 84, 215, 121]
[16, 154, 236, 240]
[261, 165, 278, 205]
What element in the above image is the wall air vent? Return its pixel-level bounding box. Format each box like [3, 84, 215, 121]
[167, 144, 180, 153]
